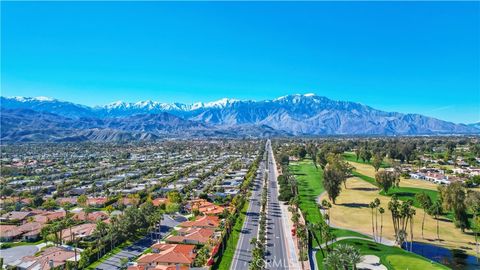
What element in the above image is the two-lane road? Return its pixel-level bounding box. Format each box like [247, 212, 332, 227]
[230, 160, 266, 270]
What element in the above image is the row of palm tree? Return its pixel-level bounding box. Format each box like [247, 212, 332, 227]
[368, 198, 385, 243]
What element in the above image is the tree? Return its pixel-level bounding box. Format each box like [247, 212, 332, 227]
[307, 222, 325, 257]
[378, 207, 385, 243]
[472, 216, 480, 258]
[429, 200, 443, 241]
[166, 203, 180, 214]
[439, 182, 469, 232]
[323, 164, 343, 204]
[323, 244, 362, 270]
[374, 198, 380, 241]
[32, 196, 44, 207]
[298, 147, 307, 159]
[375, 170, 399, 193]
[360, 148, 372, 163]
[369, 202, 376, 241]
[466, 191, 480, 256]
[415, 192, 432, 239]
[388, 196, 416, 247]
[371, 153, 383, 172]
[42, 198, 58, 210]
[167, 191, 182, 204]
[77, 194, 87, 207]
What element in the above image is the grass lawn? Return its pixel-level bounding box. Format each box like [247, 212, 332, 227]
[343, 152, 390, 168]
[381, 186, 439, 209]
[213, 198, 250, 270]
[351, 171, 378, 187]
[289, 160, 369, 246]
[0, 239, 44, 249]
[315, 239, 448, 270]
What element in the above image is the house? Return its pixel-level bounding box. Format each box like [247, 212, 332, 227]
[152, 197, 169, 207]
[0, 211, 33, 223]
[73, 211, 108, 222]
[409, 172, 426, 180]
[61, 223, 97, 242]
[17, 222, 44, 241]
[179, 215, 220, 229]
[0, 222, 44, 242]
[0, 225, 23, 242]
[33, 210, 66, 224]
[185, 199, 225, 216]
[9, 246, 76, 270]
[56, 197, 78, 206]
[138, 244, 196, 268]
[165, 227, 214, 245]
[87, 197, 108, 207]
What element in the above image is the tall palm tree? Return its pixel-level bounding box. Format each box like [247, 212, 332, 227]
[378, 207, 385, 243]
[415, 191, 432, 239]
[429, 200, 443, 241]
[374, 198, 380, 241]
[369, 201, 376, 241]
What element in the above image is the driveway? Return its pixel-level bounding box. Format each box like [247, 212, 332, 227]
[95, 214, 183, 270]
[1, 245, 39, 265]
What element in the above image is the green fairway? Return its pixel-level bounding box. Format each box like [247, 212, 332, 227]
[381, 186, 439, 208]
[315, 239, 449, 270]
[386, 254, 448, 270]
[351, 171, 379, 187]
[289, 160, 369, 245]
[343, 152, 390, 168]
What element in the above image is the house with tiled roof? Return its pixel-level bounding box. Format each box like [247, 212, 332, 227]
[165, 227, 215, 245]
[33, 210, 66, 224]
[9, 246, 77, 270]
[73, 211, 108, 222]
[185, 199, 225, 216]
[179, 215, 220, 229]
[152, 197, 169, 207]
[0, 222, 44, 242]
[87, 197, 108, 207]
[138, 244, 196, 268]
[61, 223, 96, 242]
[0, 225, 23, 242]
[0, 211, 33, 223]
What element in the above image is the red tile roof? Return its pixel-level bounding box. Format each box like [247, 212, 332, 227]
[139, 244, 196, 265]
[18, 247, 76, 270]
[165, 228, 214, 244]
[179, 215, 220, 229]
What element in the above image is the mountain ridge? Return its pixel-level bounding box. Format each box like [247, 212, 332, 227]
[1, 94, 478, 141]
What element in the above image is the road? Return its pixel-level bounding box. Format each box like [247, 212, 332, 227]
[1, 245, 38, 266]
[230, 160, 265, 270]
[96, 214, 185, 270]
[264, 139, 299, 269]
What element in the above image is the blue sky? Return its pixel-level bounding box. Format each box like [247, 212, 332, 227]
[2, 1, 479, 123]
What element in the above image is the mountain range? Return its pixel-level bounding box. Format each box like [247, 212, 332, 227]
[1, 94, 478, 142]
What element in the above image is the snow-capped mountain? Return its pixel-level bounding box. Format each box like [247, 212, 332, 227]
[1, 94, 478, 141]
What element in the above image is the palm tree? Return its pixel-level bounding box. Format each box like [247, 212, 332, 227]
[415, 191, 432, 239]
[323, 250, 342, 270]
[369, 201, 376, 241]
[408, 208, 416, 251]
[429, 200, 443, 241]
[374, 198, 380, 241]
[324, 244, 362, 270]
[307, 221, 324, 257]
[378, 207, 385, 243]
